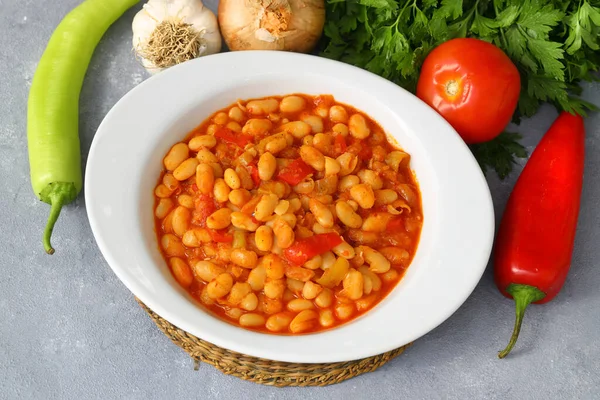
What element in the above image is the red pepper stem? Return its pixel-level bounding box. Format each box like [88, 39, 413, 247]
[498, 283, 546, 359]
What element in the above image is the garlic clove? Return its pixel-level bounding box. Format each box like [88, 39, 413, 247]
[131, 8, 158, 50]
[132, 10, 164, 74]
[186, 6, 222, 55]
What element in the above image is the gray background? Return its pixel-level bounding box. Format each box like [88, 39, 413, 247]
[2, 0, 599, 399]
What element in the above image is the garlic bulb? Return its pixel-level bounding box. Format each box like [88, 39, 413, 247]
[132, 0, 222, 74]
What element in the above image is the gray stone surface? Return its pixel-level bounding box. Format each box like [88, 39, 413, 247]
[2, 0, 600, 399]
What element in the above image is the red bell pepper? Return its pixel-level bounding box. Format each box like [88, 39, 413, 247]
[494, 112, 585, 358]
[247, 163, 261, 187]
[358, 143, 372, 161]
[214, 127, 253, 148]
[283, 233, 344, 265]
[349, 137, 372, 160]
[386, 217, 404, 231]
[334, 134, 347, 154]
[277, 158, 314, 186]
[193, 194, 216, 227]
[208, 229, 233, 243]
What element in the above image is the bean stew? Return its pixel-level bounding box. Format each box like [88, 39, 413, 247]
[153, 94, 423, 334]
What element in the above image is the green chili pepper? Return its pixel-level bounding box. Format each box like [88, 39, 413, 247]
[27, 0, 138, 254]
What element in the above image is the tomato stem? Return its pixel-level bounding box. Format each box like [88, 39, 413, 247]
[498, 283, 546, 359]
[445, 80, 459, 97]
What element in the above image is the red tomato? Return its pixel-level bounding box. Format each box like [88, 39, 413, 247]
[277, 158, 314, 186]
[354, 140, 372, 161]
[283, 233, 343, 265]
[334, 134, 347, 154]
[247, 163, 261, 187]
[193, 194, 216, 226]
[386, 217, 404, 232]
[208, 229, 233, 243]
[416, 38, 521, 144]
[214, 127, 253, 147]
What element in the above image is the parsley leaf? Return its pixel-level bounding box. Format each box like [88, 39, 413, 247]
[359, 0, 398, 9]
[470, 14, 498, 40]
[517, 0, 564, 39]
[434, 0, 464, 20]
[527, 39, 565, 80]
[495, 6, 520, 28]
[565, 1, 600, 54]
[471, 132, 528, 179]
[526, 74, 569, 103]
[320, 0, 600, 179]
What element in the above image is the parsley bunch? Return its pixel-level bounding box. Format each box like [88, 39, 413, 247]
[320, 0, 600, 178]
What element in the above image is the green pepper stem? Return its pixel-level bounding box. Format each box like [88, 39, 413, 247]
[43, 194, 66, 255]
[39, 182, 78, 255]
[498, 283, 546, 359]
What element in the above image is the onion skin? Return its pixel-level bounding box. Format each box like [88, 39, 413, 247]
[218, 0, 325, 53]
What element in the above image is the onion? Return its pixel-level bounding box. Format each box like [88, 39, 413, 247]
[218, 0, 325, 53]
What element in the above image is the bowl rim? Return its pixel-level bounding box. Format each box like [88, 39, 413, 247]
[85, 50, 495, 363]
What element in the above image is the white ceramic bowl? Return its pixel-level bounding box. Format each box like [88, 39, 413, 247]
[86, 51, 494, 363]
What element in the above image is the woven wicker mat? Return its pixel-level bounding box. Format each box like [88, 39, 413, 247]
[136, 299, 411, 387]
